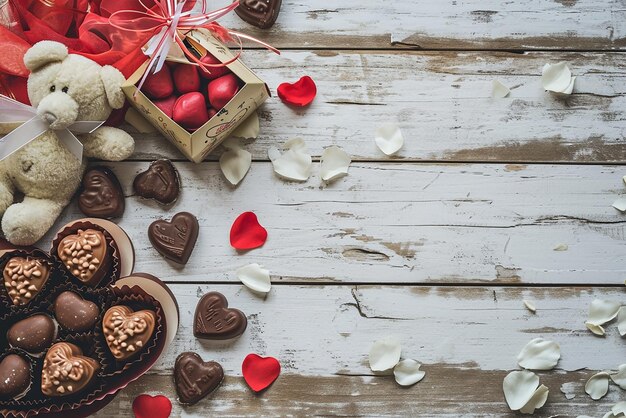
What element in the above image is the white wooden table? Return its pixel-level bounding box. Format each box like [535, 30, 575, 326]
[49, 1, 626, 416]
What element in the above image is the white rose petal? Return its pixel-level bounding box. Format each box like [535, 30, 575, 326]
[369, 337, 401, 372]
[219, 143, 252, 186]
[613, 198, 626, 212]
[523, 300, 537, 313]
[585, 321, 606, 336]
[268, 138, 312, 181]
[231, 111, 260, 139]
[585, 372, 610, 400]
[519, 384, 549, 415]
[320, 146, 351, 182]
[610, 364, 626, 390]
[517, 338, 561, 370]
[236, 263, 271, 293]
[503, 370, 540, 411]
[618, 307, 626, 337]
[375, 123, 404, 156]
[393, 359, 425, 386]
[623, 175, 626, 186]
[492, 80, 510, 98]
[553, 243, 568, 251]
[587, 299, 621, 326]
[542, 62, 573, 93]
[612, 401, 626, 416]
[602, 413, 618, 418]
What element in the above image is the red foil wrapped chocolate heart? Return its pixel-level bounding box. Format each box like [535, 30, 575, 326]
[207, 74, 240, 110]
[173, 64, 201, 94]
[173, 92, 210, 131]
[142, 66, 174, 100]
[153, 95, 178, 119]
[199, 53, 231, 80]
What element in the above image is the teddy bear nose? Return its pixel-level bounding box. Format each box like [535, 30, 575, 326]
[40, 112, 58, 125]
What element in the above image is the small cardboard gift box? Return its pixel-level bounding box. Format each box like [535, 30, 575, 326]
[122, 29, 270, 163]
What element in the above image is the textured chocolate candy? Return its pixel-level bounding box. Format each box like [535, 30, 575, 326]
[54, 291, 99, 332]
[193, 292, 247, 340]
[102, 306, 156, 361]
[3, 256, 50, 305]
[0, 354, 31, 400]
[78, 167, 125, 219]
[8, 314, 57, 354]
[133, 159, 180, 205]
[174, 352, 223, 405]
[41, 342, 99, 397]
[57, 229, 111, 287]
[148, 212, 199, 265]
[235, 0, 282, 29]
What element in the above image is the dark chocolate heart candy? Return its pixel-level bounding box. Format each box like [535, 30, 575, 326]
[235, 0, 282, 29]
[148, 212, 199, 264]
[54, 291, 99, 332]
[8, 314, 57, 354]
[0, 354, 31, 400]
[193, 292, 247, 340]
[78, 167, 125, 219]
[133, 160, 180, 205]
[174, 352, 224, 405]
[3, 256, 50, 305]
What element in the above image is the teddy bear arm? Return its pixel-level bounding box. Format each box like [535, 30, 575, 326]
[0, 164, 15, 216]
[81, 126, 135, 161]
[2, 196, 66, 245]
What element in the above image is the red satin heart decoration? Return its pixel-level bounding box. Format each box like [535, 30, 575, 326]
[277, 76, 317, 107]
[230, 212, 268, 250]
[242, 353, 281, 392]
[132, 394, 172, 418]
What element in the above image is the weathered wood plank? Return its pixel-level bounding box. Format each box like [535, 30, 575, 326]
[43, 162, 626, 285]
[204, 0, 626, 50]
[128, 50, 626, 162]
[93, 284, 625, 417]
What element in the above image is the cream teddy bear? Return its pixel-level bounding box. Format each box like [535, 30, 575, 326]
[0, 41, 134, 245]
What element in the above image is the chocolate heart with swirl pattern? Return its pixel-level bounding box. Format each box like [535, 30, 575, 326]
[174, 352, 224, 405]
[193, 292, 247, 340]
[148, 212, 199, 265]
[235, 0, 282, 29]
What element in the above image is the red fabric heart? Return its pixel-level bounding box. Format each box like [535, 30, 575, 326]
[230, 212, 267, 250]
[277, 76, 317, 107]
[132, 394, 172, 418]
[242, 353, 280, 392]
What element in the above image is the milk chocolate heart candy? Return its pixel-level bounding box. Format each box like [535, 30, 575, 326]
[148, 212, 199, 264]
[0, 354, 31, 400]
[174, 352, 224, 405]
[134, 159, 180, 205]
[173, 64, 200, 94]
[8, 314, 57, 354]
[103, 305, 156, 361]
[41, 342, 100, 396]
[57, 229, 111, 287]
[207, 74, 240, 110]
[235, 0, 282, 29]
[172, 92, 210, 131]
[3, 256, 50, 305]
[78, 167, 125, 219]
[193, 291, 247, 340]
[198, 53, 230, 80]
[141, 65, 174, 99]
[54, 291, 99, 332]
[153, 95, 178, 119]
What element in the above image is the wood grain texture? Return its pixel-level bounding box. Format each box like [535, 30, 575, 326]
[128, 50, 626, 163]
[92, 284, 626, 417]
[201, 0, 626, 50]
[43, 162, 626, 285]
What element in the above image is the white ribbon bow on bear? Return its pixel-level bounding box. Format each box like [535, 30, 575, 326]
[0, 94, 104, 161]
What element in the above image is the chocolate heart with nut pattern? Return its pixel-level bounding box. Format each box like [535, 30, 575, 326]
[3, 256, 50, 305]
[41, 342, 99, 396]
[103, 305, 156, 360]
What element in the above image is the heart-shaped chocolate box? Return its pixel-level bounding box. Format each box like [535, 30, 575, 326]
[0, 219, 178, 418]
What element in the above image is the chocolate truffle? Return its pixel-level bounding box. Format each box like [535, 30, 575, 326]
[3, 256, 50, 305]
[54, 291, 99, 332]
[103, 306, 156, 361]
[78, 167, 125, 219]
[148, 212, 199, 265]
[193, 292, 247, 340]
[57, 229, 111, 287]
[133, 159, 180, 205]
[174, 352, 223, 405]
[8, 314, 57, 354]
[0, 354, 30, 400]
[41, 342, 99, 397]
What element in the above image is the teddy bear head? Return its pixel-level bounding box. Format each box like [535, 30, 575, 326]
[24, 41, 126, 130]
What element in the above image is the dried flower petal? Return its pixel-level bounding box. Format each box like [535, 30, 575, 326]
[519, 384, 549, 415]
[268, 138, 312, 181]
[393, 359, 425, 386]
[610, 364, 626, 390]
[553, 244, 568, 251]
[542, 62, 574, 94]
[613, 198, 626, 212]
[618, 307, 626, 337]
[369, 337, 401, 372]
[220, 141, 252, 186]
[277, 76, 317, 107]
[587, 299, 621, 326]
[320, 146, 351, 182]
[585, 372, 610, 400]
[523, 300, 536, 313]
[585, 321, 606, 336]
[517, 338, 560, 370]
[492, 80, 510, 98]
[503, 370, 540, 411]
[375, 123, 404, 156]
[231, 111, 260, 139]
[237, 263, 271, 293]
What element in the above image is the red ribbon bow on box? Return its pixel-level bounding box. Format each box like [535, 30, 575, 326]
[108, 0, 279, 93]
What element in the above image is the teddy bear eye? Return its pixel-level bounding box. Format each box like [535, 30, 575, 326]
[49, 85, 55, 92]
[61, 87, 68, 93]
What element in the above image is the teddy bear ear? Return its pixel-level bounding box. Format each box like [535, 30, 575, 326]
[23, 41, 69, 72]
[100, 65, 126, 109]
